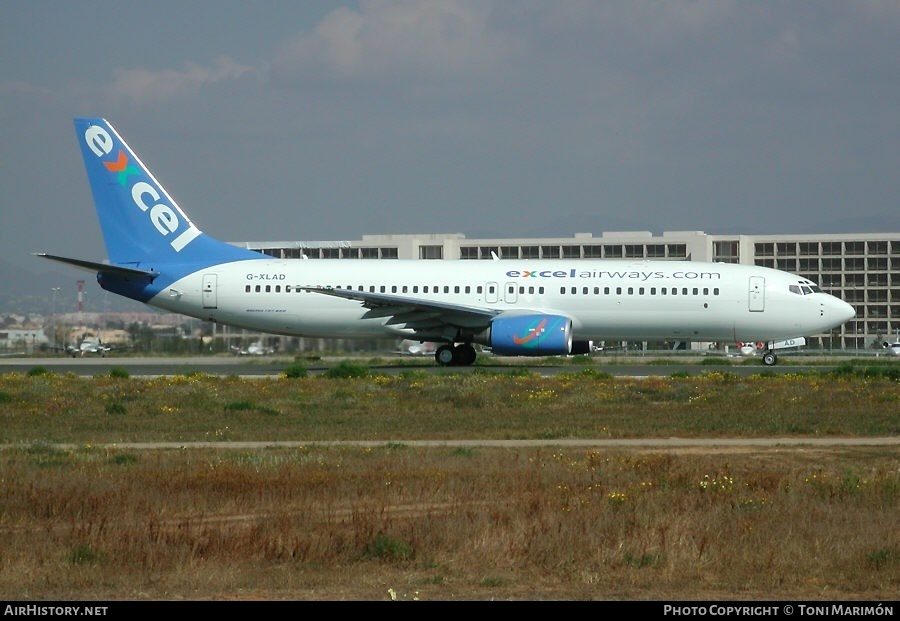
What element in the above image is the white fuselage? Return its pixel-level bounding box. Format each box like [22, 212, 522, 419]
[147, 258, 854, 344]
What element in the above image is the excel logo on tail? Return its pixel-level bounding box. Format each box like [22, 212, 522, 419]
[83, 123, 200, 252]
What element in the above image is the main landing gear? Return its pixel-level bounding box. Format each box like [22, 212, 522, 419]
[435, 343, 477, 367]
[762, 350, 778, 366]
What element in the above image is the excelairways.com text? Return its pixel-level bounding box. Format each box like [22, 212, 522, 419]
[505, 269, 722, 281]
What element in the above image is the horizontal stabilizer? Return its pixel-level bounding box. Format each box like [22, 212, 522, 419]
[33, 253, 158, 281]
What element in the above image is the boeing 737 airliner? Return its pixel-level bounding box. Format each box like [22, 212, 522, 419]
[37, 118, 855, 366]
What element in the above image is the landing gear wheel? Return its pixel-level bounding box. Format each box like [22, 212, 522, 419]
[435, 345, 455, 366]
[454, 343, 477, 366]
[762, 351, 777, 366]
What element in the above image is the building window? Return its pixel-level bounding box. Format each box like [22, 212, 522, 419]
[380, 247, 398, 259]
[419, 245, 443, 259]
[713, 240, 739, 261]
[799, 258, 819, 271]
[625, 245, 644, 258]
[777, 242, 797, 256]
[844, 257, 865, 271]
[667, 244, 686, 258]
[541, 245, 560, 259]
[821, 241, 841, 255]
[844, 241, 864, 255]
[604, 245, 623, 258]
[755, 243, 774, 257]
[562, 245, 581, 258]
[867, 241, 888, 254]
[799, 242, 818, 256]
[776, 258, 797, 271]
[460, 247, 479, 260]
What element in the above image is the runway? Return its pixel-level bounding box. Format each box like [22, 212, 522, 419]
[0, 354, 862, 378]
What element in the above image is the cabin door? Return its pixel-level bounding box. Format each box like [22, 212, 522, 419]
[202, 274, 218, 309]
[748, 276, 765, 312]
[485, 281, 499, 304]
[504, 282, 518, 304]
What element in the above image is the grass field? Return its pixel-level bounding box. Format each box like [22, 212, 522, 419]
[0, 359, 897, 600]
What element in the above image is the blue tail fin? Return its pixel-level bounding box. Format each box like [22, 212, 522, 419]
[74, 118, 262, 269]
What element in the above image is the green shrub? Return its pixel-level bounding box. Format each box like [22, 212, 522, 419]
[67, 544, 105, 566]
[283, 363, 308, 378]
[323, 361, 369, 378]
[108, 367, 130, 379]
[104, 402, 127, 415]
[27, 366, 51, 377]
[363, 535, 412, 561]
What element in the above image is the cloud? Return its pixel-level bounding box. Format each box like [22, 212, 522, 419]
[108, 56, 253, 104]
[271, 0, 523, 80]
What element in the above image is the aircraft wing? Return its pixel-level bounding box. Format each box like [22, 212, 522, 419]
[301, 286, 507, 337]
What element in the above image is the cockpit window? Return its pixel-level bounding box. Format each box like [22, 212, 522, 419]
[791, 281, 823, 295]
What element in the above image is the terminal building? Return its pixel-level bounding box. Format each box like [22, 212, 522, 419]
[237, 230, 900, 352]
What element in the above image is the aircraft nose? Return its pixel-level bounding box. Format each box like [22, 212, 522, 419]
[834, 298, 856, 324]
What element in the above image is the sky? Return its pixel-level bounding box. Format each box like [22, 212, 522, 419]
[2, 0, 899, 305]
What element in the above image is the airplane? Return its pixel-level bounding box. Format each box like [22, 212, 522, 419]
[36, 118, 856, 367]
[883, 330, 900, 357]
[67, 335, 111, 358]
[230, 341, 275, 356]
[396, 339, 438, 356]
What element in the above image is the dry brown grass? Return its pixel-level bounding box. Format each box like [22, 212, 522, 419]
[1, 445, 897, 600]
[0, 366, 897, 600]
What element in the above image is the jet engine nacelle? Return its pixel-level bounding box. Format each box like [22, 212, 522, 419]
[479, 314, 573, 356]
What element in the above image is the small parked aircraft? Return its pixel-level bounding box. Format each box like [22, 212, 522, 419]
[230, 341, 275, 356]
[67, 336, 111, 357]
